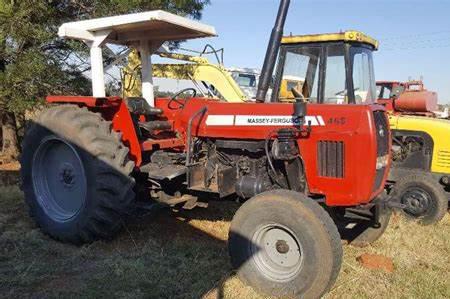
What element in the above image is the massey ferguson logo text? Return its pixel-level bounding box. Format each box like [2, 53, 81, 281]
[245, 117, 302, 125]
[206, 115, 326, 126]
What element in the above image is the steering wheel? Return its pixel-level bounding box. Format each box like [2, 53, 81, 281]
[335, 87, 360, 96]
[168, 88, 197, 110]
[291, 87, 307, 103]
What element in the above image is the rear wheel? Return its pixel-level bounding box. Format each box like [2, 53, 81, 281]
[228, 190, 342, 299]
[390, 172, 448, 225]
[20, 105, 135, 244]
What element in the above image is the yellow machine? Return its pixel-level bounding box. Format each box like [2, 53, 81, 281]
[389, 115, 450, 174]
[382, 111, 450, 225]
[281, 30, 379, 46]
[279, 76, 304, 100]
[122, 49, 247, 102]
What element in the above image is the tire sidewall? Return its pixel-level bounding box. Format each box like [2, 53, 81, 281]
[21, 114, 103, 241]
[229, 191, 338, 298]
[392, 173, 447, 224]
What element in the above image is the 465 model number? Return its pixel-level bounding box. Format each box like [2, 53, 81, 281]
[327, 117, 346, 125]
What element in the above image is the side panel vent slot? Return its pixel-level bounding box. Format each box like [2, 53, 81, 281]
[437, 150, 450, 170]
[317, 141, 345, 178]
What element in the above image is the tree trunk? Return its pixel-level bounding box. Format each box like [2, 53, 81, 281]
[1, 112, 20, 160]
[0, 122, 2, 149]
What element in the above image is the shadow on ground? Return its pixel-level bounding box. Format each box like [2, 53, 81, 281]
[0, 165, 20, 187]
[0, 184, 241, 299]
[2, 183, 450, 299]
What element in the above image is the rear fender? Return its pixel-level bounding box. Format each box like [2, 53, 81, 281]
[46, 96, 142, 166]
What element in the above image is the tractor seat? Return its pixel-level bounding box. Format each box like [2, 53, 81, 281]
[126, 97, 163, 116]
[126, 97, 171, 134]
[139, 121, 172, 132]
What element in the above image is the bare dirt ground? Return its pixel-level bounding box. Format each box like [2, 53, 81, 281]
[0, 184, 449, 299]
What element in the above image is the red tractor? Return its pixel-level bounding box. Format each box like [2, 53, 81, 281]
[20, 1, 392, 298]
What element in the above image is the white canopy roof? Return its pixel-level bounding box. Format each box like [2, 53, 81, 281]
[58, 10, 216, 105]
[58, 10, 217, 45]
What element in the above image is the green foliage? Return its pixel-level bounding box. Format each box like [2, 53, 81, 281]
[0, 0, 210, 114]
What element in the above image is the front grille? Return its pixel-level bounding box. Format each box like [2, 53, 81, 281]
[317, 141, 345, 178]
[373, 111, 390, 191]
[436, 150, 450, 170]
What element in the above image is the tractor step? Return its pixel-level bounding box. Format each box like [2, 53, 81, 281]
[140, 162, 187, 181]
[156, 194, 208, 210]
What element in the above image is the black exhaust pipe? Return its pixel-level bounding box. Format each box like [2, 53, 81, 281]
[255, 0, 291, 103]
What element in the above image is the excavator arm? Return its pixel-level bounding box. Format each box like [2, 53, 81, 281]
[122, 50, 247, 102]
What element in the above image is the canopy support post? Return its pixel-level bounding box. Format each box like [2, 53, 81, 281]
[90, 46, 105, 97]
[139, 40, 163, 107]
[85, 30, 111, 98]
[139, 40, 154, 106]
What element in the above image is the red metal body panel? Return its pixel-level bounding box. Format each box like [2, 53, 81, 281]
[47, 95, 121, 107]
[376, 81, 438, 114]
[376, 81, 405, 113]
[45, 95, 389, 207]
[141, 137, 184, 151]
[377, 99, 394, 111]
[111, 101, 142, 166]
[45, 96, 142, 166]
[155, 98, 388, 207]
[395, 91, 438, 112]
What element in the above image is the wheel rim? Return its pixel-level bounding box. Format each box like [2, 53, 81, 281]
[401, 187, 432, 217]
[32, 136, 87, 222]
[251, 223, 303, 282]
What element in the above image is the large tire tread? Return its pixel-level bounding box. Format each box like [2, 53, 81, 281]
[21, 105, 135, 244]
[229, 190, 342, 299]
[391, 171, 447, 225]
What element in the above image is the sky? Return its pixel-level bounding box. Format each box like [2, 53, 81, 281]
[179, 0, 450, 103]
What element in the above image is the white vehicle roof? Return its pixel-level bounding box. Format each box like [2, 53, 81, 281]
[57, 10, 216, 106]
[282, 75, 305, 81]
[58, 10, 216, 45]
[228, 67, 261, 76]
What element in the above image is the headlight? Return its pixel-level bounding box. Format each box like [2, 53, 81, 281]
[376, 155, 389, 170]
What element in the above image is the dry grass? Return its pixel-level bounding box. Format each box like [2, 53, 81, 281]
[0, 185, 449, 299]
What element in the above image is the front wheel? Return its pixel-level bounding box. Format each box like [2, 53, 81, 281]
[390, 172, 448, 225]
[228, 190, 342, 299]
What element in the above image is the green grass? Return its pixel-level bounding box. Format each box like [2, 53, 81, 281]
[0, 186, 449, 298]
